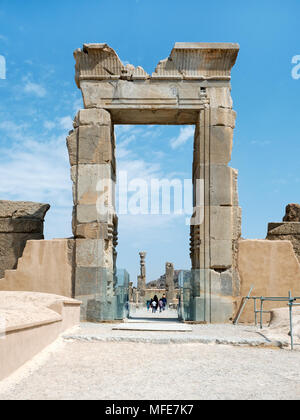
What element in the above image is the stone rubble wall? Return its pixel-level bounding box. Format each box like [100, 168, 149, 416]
[266, 204, 300, 262]
[0, 201, 50, 279]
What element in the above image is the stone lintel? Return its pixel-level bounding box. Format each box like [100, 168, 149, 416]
[74, 42, 239, 87]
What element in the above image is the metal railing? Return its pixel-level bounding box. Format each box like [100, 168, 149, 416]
[234, 287, 300, 350]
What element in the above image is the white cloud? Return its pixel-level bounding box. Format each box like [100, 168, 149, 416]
[24, 82, 47, 98]
[0, 120, 30, 141]
[59, 116, 73, 131]
[170, 126, 194, 149]
[44, 121, 55, 130]
[0, 128, 73, 238]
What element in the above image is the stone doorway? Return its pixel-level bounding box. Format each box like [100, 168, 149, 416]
[68, 42, 241, 323]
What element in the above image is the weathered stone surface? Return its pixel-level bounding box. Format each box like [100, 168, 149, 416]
[210, 239, 232, 269]
[0, 218, 43, 233]
[232, 168, 239, 206]
[210, 126, 233, 164]
[0, 201, 50, 279]
[268, 222, 300, 236]
[237, 239, 300, 323]
[76, 239, 113, 268]
[220, 269, 234, 296]
[71, 164, 115, 205]
[74, 204, 115, 224]
[0, 201, 50, 220]
[210, 165, 233, 206]
[210, 206, 232, 241]
[267, 215, 300, 261]
[67, 126, 113, 165]
[75, 43, 239, 84]
[76, 222, 111, 239]
[0, 239, 75, 298]
[232, 206, 242, 241]
[74, 108, 111, 127]
[283, 204, 300, 222]
[75, 267, 112, 296]
[206, 87, 233, 109]
[210, 108, 236, 128]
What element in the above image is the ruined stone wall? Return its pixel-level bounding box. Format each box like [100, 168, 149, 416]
[0, 239, 74, 298]
[0, 201, 50, 279]
[237, 239, 300, 324]
[267, 204, 300, 261]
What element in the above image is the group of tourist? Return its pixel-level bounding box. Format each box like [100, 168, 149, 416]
[147, 295, 167, 313]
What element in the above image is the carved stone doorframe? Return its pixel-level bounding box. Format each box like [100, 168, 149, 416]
[67, 42, 241, 322]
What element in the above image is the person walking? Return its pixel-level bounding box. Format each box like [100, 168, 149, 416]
[151, 298, 157, 313]
[162, 294, 167, 311]
[158, 299, 164, 313]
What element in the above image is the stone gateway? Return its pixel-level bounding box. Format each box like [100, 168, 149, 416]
[69, 42, 241, 322]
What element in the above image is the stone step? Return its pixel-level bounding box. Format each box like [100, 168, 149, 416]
[112, 323, 192, 332]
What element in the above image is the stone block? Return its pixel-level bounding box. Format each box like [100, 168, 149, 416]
[75, 108, 111, 127]
[67, 126, 113, 165]
[86, 296, 116, 321]
[210, 126, 233, 164]
[0, 201, 50, 220]
[71, 164, 115, 206]
[75, 266, 113, 296]
[76, 222, 111, 239]
[220, 270, 234, 296]
[206, 87, 233, 108]
[74, 204, 115, 224]
[210, 239, 232, 269]
[210, 107, 236, 128]
[210, 206, 232, 241]
[76, 239, 113, 269]
[267, 222, 300, 236]
[210, 165, 233, 206]
[0, 218, 43, 234]
[210, 296, 234, 323]
[193, 164, 233, 206]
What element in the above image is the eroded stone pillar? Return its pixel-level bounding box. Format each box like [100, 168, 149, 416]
[165, 262, 175, 304]
[67, 108, 117, 320]
[137, 251, 146, 303]
[190, 90, 241, 322]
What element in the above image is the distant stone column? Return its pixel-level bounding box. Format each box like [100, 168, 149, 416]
[137, 251, 146, 303]
[0, 201, 50, 279]
[67, 109, 117, 321]
[165, 262, 175, 304]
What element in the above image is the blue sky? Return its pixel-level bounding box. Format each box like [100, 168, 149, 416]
[0, 0, 299, 283]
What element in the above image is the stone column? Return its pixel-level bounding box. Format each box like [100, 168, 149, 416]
[190, 89, 241, 322]
[165, 262, 175, 304]
[137, 251, 146, 303]
[67, 108, 117, 321]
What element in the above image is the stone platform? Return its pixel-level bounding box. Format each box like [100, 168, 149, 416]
[63, 321, 284, 348]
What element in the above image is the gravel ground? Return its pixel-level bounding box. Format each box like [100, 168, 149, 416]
[0, 339, 300, 400]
